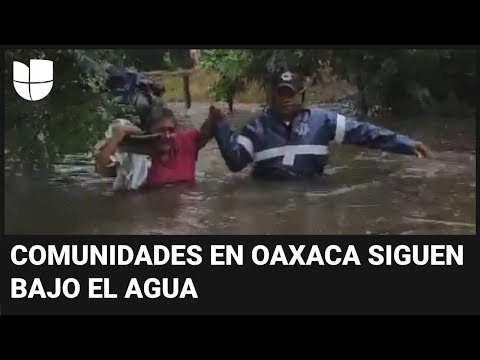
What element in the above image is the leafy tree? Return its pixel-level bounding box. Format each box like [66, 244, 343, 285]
[5, 49, 125, 172]
[5, 48, 475, 171]
[5, 48, 197, 171]
[199, 49, 476, 116]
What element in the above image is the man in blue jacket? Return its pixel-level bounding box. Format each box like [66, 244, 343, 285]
[211, 71, 431, 180]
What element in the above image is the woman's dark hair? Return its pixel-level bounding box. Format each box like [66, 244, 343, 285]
[141, 105, 176, 132]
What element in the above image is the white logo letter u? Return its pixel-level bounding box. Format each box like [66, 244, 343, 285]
[13, 59, 53, 101]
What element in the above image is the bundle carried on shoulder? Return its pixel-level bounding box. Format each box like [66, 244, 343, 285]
[94, 119, 152, 191]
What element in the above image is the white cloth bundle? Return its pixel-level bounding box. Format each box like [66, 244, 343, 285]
[95, 119, 152, 191]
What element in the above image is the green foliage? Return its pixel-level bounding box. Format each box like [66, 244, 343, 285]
[5, 48, 475, 171]
[328, 49, 476, 115]
[123, 49, 193, 71]
[200, 49, 329, 96]
[199, 49, 339, 104]
[5, 48, 196, 171]
[199, 50, 250, 101]
[167, 49, 194, 70]
[5, 49, 125, 171]
[123, 50, 167, 71]
[198, 49, 476, 116]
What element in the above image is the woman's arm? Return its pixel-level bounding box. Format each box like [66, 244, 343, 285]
[197, 106, 221, 150]
[198, 118, 215, 150]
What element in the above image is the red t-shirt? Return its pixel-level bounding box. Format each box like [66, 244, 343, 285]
[145, 129, 201, 188]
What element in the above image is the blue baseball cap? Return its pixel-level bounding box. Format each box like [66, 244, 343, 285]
[277, 72, 305, 94]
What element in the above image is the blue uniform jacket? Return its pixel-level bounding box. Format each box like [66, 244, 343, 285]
[214, 107, 419, 179]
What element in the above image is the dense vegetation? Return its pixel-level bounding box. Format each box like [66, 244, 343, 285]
[4, 48, 475, 171]
[4, 49, 190, 171]
[199, 49, 476, 116]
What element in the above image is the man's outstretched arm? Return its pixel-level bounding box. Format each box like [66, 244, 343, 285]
[329, 112, 431, 158]
[210, 107, 256, 172]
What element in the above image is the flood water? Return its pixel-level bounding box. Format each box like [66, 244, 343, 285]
[4, 102, 477, 235]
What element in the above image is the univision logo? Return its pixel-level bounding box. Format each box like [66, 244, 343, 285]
[13, 59, 53, 101]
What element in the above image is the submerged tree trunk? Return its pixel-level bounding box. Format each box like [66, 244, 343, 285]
[226, 83, 236, 113]
[355, 75, 369, 116]
[183, 75, 191, 109]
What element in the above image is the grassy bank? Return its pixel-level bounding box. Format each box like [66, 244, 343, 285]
[152, 69, 356, 105]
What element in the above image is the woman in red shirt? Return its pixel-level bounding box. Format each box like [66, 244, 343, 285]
[95, 106, 218, 189]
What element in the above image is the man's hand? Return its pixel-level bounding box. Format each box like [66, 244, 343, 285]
[208, 105, 226, 123]
[413, 142, 432, 158]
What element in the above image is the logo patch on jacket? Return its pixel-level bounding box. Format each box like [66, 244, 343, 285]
[295, 122, 310, 136]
